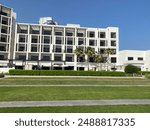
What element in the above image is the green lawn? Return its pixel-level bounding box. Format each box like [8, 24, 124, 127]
[0, 77, 150, 101]
[0, 105, 150, 113]
[0, 77, 150, 112]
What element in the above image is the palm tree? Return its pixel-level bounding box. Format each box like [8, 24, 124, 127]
[104, 48, 113, 71]
[94, 52, 102, 71]
[74, 47, 85, 70]
[85, 47, 95, 70]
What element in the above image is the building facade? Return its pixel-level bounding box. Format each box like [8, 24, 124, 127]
[118, 50, 150, 71]
[0, 4, 119, 71]
[0, 4, 16, 67]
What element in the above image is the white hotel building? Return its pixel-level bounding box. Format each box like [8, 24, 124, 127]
[0, 4, 119, 71]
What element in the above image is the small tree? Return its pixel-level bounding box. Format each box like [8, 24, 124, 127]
[125, 64, 139, 74]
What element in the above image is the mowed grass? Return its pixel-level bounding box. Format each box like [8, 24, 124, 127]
[0, 105, 150, 113]
[1, 77, 150, 85]
[0, 77, 150, 101]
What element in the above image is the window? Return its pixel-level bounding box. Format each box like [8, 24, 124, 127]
[111, 41, 116, 46]
[128, 57, 134, 61]
[66, 32, 73, 36]
[138, 57, 143, 61]
[89, 32, 95, 37]
[54, 55, 62, 61]
[100, 40, 106, 46]
[18, 55, 26, 60]
[44, 37, 50, 44]
[100, 32, 106, 38]
[31, 47, 37, 52]
[78, 38, 84, 45]
[42, 56, 50, 61]
[66, 48, 73, 53]
[55, 47, 61, 53]
[67, 40, 73, 45]
[0, 46, 6, 51]
[0, 55, 4, 60]
[43, 47, 49, 52]
[19, 37, 25, 43]
[19, 46, 25, 51]
[43, 30, 51, 35]
[55, 32, 62, 36]
[111, 32, 116, 38]
[31, 56, 38, 61]
[66, 56, 73, 62]
[56, 39, 62, 44]
[77, 33, 84, 37]
[89, 40, 95, 46]
[111, 57, 117, 63]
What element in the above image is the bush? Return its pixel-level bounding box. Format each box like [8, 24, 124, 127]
[0, 73, 5, 78]
[125, 65, 139, 74]
[9, 69, 125, 76]
[145, 74, 150, 79]
[140, 71, 150, 75]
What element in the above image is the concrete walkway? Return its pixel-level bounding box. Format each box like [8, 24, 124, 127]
[0, 100, 150, 108]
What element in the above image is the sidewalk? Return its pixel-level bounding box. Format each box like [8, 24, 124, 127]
[0, 99, 150, 108]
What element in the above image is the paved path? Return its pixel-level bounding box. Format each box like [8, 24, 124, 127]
[0, 100, 150, 108]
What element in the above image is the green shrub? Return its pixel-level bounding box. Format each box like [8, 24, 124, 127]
[125, 65, 139, 74]
[140, 71, 150, 75]
[0, 73, 5, 78]
[145, 74, 150, 79]
[9, 69, 125, 76]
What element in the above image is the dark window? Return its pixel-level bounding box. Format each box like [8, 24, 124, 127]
[89, 32, 95, 37]
[55, 32, 62, 36]
[31, 47, 37, 52]
[111, 41, 116, 46]
[66, 48, 73, 53]
[100, 40, 105, 46]
[19, 38, 25, 42]
[18, 55, 26, 60]
[42, 56, 50, 61]
[128, 57, 133, 61]
[111, 32, 116, 38]
[66, 56, 73, 62]
[89, 40, 95, 46]
[66, 32, 73, 36]
[1, 37, 6, 42]
[32, 38, 38, 43]
[56, 40, 62, 44]
[100, 32, 106, 38]
[77, 33, 83, 37]
[78, 57, 85, 62]
[2, 20, 8, 25]
[54, 56, 62, 61]
[0, 55, 4, 60]
[19, 46, 25, 51]
[43, 30, 51, 35]
[100, 49, 105, 54]
[138, 57, 143, 61]
[55, 48, 61, 53]
[43, 47, 49, 52]
[78, 40, 84, 45]
[67, 40, 73, 45]
[0, 46, 6, 51]
[31, 56, 38, 61]
[20, 30, 28, 34]
[111, 57, 117, 63]
[44, 38, 50, 44]
[89, 57, 94, 62]
[1, 29, 7, 33]
[31, 30, 39, 34]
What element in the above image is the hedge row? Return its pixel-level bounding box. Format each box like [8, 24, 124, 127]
[140, 71, 150, 75]
[9, 69, 126, 76]
[0, 73, 4, 78]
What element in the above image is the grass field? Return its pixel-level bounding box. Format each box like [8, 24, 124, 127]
[0, 76, 150, 112]
[0, 105, 150, 113]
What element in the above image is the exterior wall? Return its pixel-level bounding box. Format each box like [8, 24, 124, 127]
[14, 23, 119, 70]
[118, 50, 148, 71]
[0, 4, 16, 67]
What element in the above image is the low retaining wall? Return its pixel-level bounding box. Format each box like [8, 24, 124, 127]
[0, 68, 14, 73]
